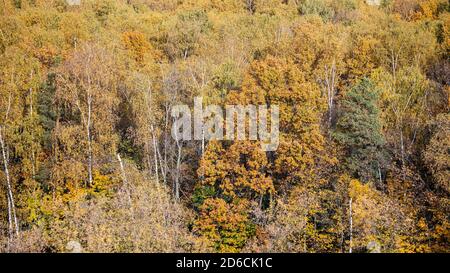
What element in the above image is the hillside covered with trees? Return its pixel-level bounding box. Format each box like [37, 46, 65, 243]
[0, 0, 448, 253]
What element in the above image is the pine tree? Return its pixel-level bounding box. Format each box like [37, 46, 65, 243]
[333, 78, 386, 182]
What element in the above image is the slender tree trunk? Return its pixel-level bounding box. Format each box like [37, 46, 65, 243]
[201, 127, 205, 156]
[399, 127, 405, 166]
[156, 142, 166, 185]
[320, 60, 337, 127]
[199, 127, 205, 181]
[144, 81, 160, 184]
[151, 126, 159, 184]
[174, 126, 182, 200]
[378, 163, 383, 188]
[145, 140, 152, 177]
[163, 102, 170, 184]
[349, 197, 353, 253]
[325, 61, 336, 126]
[117, 153, 138, 250]
[29, 71, 37, 179]
[0, 126, 19, 239]
[87, 95, 93, 185]
[117, 153, 132, 207]
[6, 194, 12, 249]
[391, 49, 398, 83]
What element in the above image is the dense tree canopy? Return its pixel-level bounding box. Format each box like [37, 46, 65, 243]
[0, 0, 448, 253]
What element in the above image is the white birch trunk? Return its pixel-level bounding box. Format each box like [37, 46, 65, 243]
[87, 95, 93, 185]
[349, 197, 353, 253]
[0, 127, 19, 239]
[174, 124, 182, 200]
[117, 153, 132, 207]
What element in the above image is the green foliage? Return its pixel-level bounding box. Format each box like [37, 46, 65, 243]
[37, 73, 57, 152]
[192, 185, 217, 210]
[299, 0, 335, 22]
[93, 0, 116, 23]
[298, 0, 357, 23]
[334, 78, 387, 182]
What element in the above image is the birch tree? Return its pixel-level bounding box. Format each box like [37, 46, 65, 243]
[56, 43, 119, 186]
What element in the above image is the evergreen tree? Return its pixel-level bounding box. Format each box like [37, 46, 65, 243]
[333, 78, 386, 182]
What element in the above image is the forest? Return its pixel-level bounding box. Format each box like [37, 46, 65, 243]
[0, 0, 448, 253]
